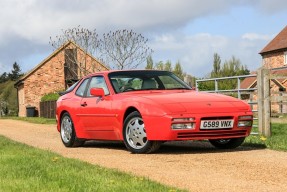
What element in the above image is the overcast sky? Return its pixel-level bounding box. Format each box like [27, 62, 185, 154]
[0, 0, 287, 77]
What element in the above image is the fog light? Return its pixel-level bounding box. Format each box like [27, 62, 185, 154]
[238, 115, 253, 127]
[172, 123, 194, 129]
[238, 120, 253, 127]
[171, 118, 195, 130]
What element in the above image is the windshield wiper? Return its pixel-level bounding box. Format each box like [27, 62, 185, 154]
[142, 88, 159, 90]
[166, 87, 191, 90]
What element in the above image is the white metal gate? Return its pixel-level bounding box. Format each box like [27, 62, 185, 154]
[196, 74, 259, 134]
[196, 67, 287, 137]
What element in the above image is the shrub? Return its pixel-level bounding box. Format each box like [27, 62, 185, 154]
[0, 80, 18, 116]
[41, 93, 60, 102]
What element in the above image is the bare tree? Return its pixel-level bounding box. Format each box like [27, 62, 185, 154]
[49, 26, 101, 83]
[99, 29, 153, 70]
[50, 26, 99, 55]
[50, 27, 153, 86]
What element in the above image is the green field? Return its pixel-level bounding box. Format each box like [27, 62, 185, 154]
[0, 136, 183, 192]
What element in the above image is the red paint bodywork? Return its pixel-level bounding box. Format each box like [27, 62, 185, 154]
[56, 71, 253, 142]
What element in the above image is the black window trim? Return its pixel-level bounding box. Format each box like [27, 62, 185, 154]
[58, 79, 82, 96]
[108, 70, 192, 91]
[75, 78, 90, 98]
[83, 75, 110, 98]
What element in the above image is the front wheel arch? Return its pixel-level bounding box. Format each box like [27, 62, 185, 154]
[123, 107, 139, 123]
[123, 111, 161, 153]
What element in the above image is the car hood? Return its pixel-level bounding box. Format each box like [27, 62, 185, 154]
[128, 91, 251, 114]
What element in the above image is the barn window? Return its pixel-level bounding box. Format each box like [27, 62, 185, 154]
[64, 48, 78, 88]
[284, 52, 287, 65]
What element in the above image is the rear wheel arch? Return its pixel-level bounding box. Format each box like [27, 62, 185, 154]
[60, 110, 78, 133]
[60, 110, 68, 121]
[59, 110, 82, 141]
[60, 112, 85, 147]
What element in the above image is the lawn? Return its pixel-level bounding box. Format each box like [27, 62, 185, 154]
[244, 122, 287, 151]
[1, 116, 56, 124]
[0, 136, 183, 192]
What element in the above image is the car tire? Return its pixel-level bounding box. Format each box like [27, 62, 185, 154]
[209, 137, 245, 149]
[60, 112, 85, 147]
[123, 111, 161, 154]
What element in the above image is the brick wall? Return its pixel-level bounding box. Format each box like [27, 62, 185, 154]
[77, 50, 107, 78]
[262, 51, 286, 69]
[18, 43, 108, 117]
[245, 81, 286, 114]
[18, 52, 66, 117]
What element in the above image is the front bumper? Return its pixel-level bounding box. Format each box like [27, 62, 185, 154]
[142, 112, 252, 141]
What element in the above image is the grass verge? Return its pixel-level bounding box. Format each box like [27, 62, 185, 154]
[1, 116, 56, 124]
[244, 122, 287, 151]
[0, 136, 183, 192]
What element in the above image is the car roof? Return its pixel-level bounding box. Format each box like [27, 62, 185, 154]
[86, 69, 170, 77]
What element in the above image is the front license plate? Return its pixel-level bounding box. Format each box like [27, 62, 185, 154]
[200, 120, 234, 129]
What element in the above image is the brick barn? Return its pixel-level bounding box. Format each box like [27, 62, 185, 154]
[241, 25, 287, 113]
[15, 41, 108, 117]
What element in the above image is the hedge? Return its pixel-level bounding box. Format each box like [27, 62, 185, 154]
[41, 93, 60, 102]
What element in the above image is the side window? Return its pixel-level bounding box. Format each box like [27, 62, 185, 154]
[87, 76, 110, 96]
[75, 78, 89, 97]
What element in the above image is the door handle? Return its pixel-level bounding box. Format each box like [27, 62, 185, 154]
[80, 102, 87, 107]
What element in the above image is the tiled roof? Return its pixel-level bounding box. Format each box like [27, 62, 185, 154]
[240, 68, 287, 89]
[260, 25, 287, 54]
[240, 76, 257, 89]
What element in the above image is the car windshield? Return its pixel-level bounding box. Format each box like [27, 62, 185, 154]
[108, 70, 191, 93]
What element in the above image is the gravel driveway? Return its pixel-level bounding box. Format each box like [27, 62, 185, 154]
[0, 119, 287, 191]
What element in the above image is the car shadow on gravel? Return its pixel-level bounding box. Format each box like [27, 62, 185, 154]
[82, 140, 266, 154]
[158, 141, 266, 154]
[84, 140, 126, 151]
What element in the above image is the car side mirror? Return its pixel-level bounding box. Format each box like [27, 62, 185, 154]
[90, 88, 105, 97]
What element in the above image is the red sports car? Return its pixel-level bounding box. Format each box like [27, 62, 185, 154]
[56, 70, 253, 153]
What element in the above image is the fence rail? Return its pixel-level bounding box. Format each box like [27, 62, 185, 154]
[196, 74, 257, 99]
[196, 73, 260, 134]
[196, 68, 287, 137]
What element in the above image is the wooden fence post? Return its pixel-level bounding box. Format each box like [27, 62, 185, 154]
[257, 68, 271, 137]
[263, 69, 271, 136]
[257, 68, 264, 135]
